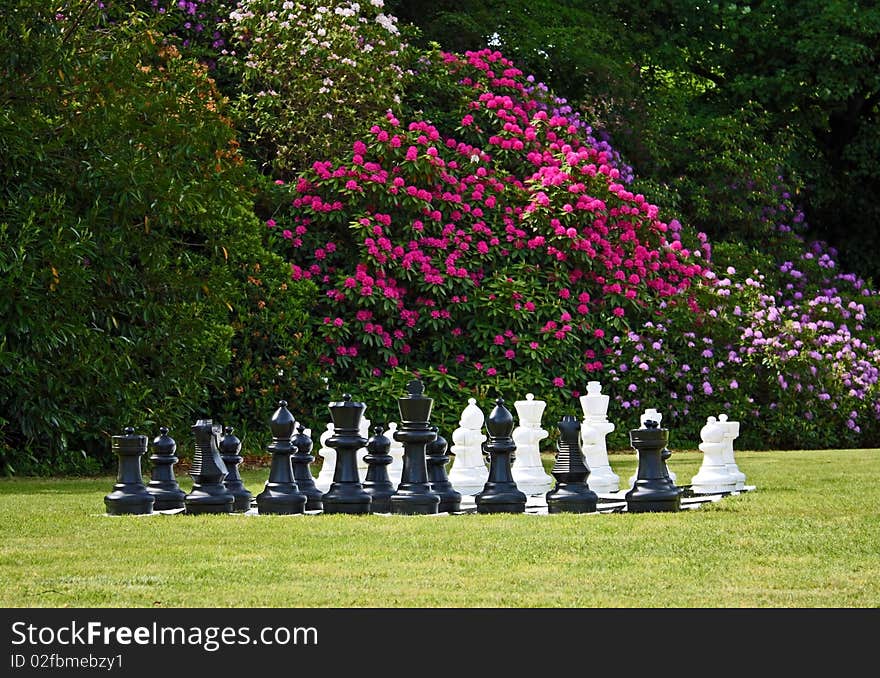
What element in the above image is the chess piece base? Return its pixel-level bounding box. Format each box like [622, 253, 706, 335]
[625, 480, 681, 513]
[322, 484, 372, 515]
[256, 487, 306, 515]
[105, 490, 154, 516]
[322, 498, 371, 515]
[389, 488, 440, 515]
[184, 488, 234, 514]
[146, 485, 186, 511]
[228, 489, 253, 513]
[511, 464, 553, 496]
[363, 481, 395, 514]
[447, 467, 488, 496]
[691, 467, 737, 495]
[475, 484, 526, 514]
[546, 484, 598, 514]
[583, 466, 619, 494]
[302, 489, 324, 512]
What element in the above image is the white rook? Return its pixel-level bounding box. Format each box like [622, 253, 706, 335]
[579, 381, 620, 493]
[511, 393, 553, 495]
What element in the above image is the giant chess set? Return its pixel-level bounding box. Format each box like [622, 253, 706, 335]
[103, 379, 755, 518]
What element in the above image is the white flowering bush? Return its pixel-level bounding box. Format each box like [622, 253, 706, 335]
[223, 0, 414, 176]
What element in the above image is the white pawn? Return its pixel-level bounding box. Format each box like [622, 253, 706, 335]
[691, 416, 736, 494]
[314, 422, 336, 493]
[718, 414, 746, 490]
[630, 408, 676, 486]
[579, 381, 620, 493]
[356, 413, 371, 482]
[511, 393, 553, 495]
[385, 421, 404, 487]
[447, 398, 489, 495]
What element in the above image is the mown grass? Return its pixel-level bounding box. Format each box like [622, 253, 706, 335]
[0, 449, 877, 608]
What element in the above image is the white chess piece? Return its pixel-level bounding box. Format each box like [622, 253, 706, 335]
[691, 416, 736, 494]
[386, 421, 404, 487]
[579, 381, 620, 493]
[447, 398, 489, 495]
[356, 413, 371, 482]
[511, 393, 553, 495]
[718, 414, 746, 490]
[314, 422, 336, 493]
[630, 408, 676, 486]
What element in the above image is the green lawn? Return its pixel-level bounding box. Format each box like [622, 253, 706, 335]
[1, 448, 878, 608]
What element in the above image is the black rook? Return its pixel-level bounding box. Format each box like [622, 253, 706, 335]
[105, 427, 154, 515]
[474, 398, 526, 514]
[625, 419, 682, 513]
[545, 414, 598, 513]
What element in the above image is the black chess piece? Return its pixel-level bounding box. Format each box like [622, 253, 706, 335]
[390, 380, 441, 515]
[625, 419, 682, 513]
[426, 425, 461, 513]
[146, 427, 185, 511]
[545, 415, 598, 513]
[362, 425, 396, 514]
[256, 401, 307, 515]
[220, 426, 252, 512]
[475, 397, 527, 514]
[185, 419, 234, 514]
[292, 424, 323, 511]
[322, 394, 372, 514]
[105, 426, 155, 515]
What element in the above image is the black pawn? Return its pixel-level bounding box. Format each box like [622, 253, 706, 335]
[390, 380, 441, 515]
[362, 425, 396, 513]
[426, 425, 461, 513]
[475, 397, 527, 514]
[105, 426, 154, 515]
[185, 419, 234, 514]
[545, 415, 598, 513]
[625, 419, 682, 513]
[256, 401, 307, 515]
[322, 394, 372, 514]
[220, 426, 252, 512]
[292, 424, 323, 511]
[146, 427, 185, 511]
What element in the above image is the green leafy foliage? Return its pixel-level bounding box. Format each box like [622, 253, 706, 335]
[0, 2, 316, 473]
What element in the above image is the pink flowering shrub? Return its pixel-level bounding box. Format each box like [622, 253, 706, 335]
[266, 48, 710, 435]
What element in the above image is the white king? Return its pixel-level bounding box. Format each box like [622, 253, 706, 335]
[511, 393, 553, 495]
[447, 398, 489, 495]
[579, 381, 620, 493]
